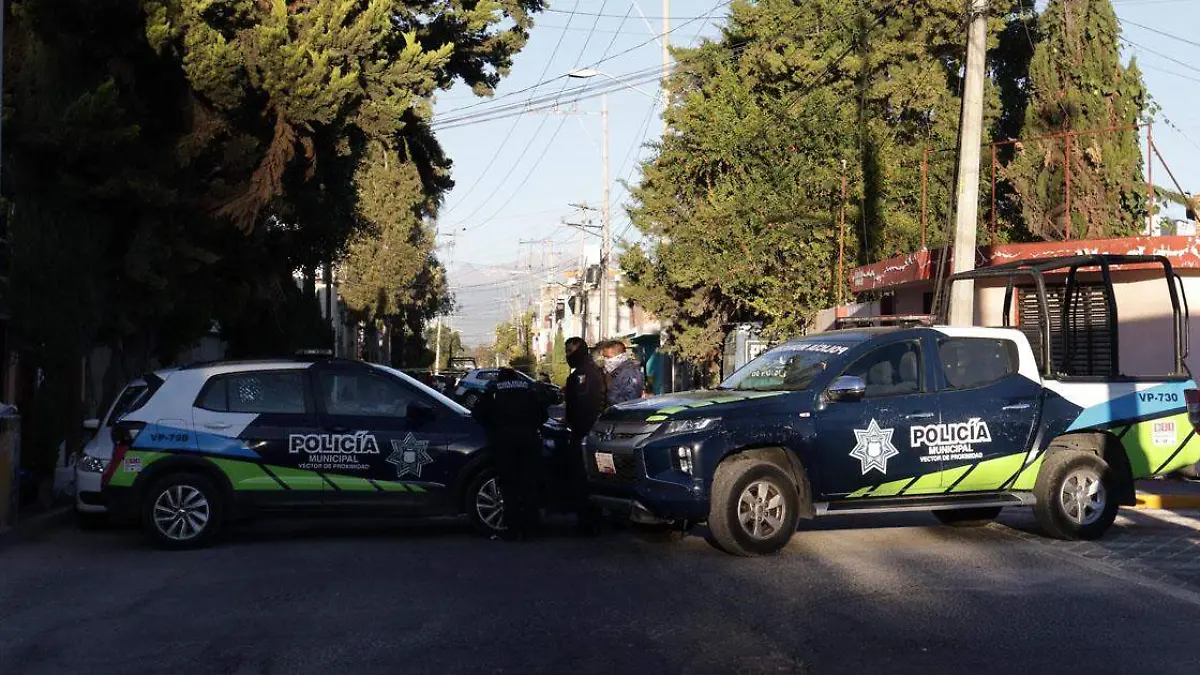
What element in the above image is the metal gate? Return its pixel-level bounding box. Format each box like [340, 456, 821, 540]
[1018, 283, 1114, 377]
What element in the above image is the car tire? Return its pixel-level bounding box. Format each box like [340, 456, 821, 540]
[140, 472, 225, 550]
[74, 509, 109, 530]
[1033, 449, 1118, 540]
[707, 458, 799, 557]
[465, 470, 507, 536]
[463, 392, 480, 409]
[932, 507, 1002, 527]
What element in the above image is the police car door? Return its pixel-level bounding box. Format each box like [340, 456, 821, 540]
[191, 368, 324, 504]
[813, 337, 940, 497]
[312, 364, 449, 507]
[932, 334, 1040, 492]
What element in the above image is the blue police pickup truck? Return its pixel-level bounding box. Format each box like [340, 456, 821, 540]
[585, 254, 1200, 556]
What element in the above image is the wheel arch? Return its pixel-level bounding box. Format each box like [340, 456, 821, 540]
[453, 449, 496, 514]
[132, 454, 236, 509]
[719, 445, 815, 519]
[1043, 431, 1135, 506]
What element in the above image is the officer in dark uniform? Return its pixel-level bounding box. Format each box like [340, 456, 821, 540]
[472, 368, 549, 540]
[563, 337, 608, 534]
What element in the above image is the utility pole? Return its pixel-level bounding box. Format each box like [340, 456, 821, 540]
[433, 317, 442, 375]
[662, 0, 670, 137]
[600, 93, 611, 341]
[948, 0, 989, 326]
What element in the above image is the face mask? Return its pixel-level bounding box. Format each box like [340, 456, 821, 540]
[604, 352, 631, 373]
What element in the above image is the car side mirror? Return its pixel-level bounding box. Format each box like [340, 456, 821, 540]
[826, 376, 866, 403]
[407, 402, 437, 426]
[82, 418, 101, 432]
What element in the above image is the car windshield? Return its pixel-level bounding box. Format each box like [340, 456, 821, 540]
[372, 365, 471, 415]
[719, 341, 854, 391]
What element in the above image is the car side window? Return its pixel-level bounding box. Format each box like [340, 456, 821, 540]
[319, 371, 415, 417]
[843, 342, 923, 398]
[197, 371, 307, 414]
[938, 338, 1018, 390]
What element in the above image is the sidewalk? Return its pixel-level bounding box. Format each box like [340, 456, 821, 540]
[1134, 478, 1200, 510]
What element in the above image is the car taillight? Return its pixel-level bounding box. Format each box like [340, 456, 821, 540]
[102, 423, 143, 488]
[1185, 389, 1200, 430]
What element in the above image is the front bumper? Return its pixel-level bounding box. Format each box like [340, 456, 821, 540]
[584, 428, 713, 523]
[74, 467, 107, 514]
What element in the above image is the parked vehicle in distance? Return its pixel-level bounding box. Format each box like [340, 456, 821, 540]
[586, 254, 1200, 556]
[455, 368, 563, 409]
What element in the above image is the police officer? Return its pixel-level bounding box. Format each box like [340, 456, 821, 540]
[563, 337, 607, 534]
[472, 368, 549, 540]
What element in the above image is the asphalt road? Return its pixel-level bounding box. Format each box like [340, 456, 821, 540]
[4, 510, 1200, 675]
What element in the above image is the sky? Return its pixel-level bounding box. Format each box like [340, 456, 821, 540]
[431, 0, 1200, 348]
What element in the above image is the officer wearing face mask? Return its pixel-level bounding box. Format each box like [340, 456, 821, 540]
[563, 337, 606, 534]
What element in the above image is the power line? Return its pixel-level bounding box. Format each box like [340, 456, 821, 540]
[434, 44, 753, 131]
[615, 8, 722, 242]
[453, 0, 623, 235]
[543, 8, 711, 19]
[433, 0, 735, 120]
[1119, 17, 1200, 52]
[439, 0, 585, 222]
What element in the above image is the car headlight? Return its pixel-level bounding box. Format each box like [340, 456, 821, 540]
[78, 455, 109, 474]
[660, 418, 720, 437]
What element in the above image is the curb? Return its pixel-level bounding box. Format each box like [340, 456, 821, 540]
[0, 505, 73, 551]
[1134, 492, 1200, 510]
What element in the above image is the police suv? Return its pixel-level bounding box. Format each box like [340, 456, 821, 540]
[101, 357, 562, 548]
[585, 254, 1200, 556]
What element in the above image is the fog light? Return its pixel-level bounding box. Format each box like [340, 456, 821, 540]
[676, 446, 695, 475]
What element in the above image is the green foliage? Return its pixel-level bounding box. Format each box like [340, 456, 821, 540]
[1001, 0, 1149, 239]
[2, 0, 542, 475]
[624, 0, 989, 365]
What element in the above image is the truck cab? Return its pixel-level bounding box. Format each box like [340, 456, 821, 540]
[586, 254, 1200, 556]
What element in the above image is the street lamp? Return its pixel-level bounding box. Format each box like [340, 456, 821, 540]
[566, 69, 661, 102]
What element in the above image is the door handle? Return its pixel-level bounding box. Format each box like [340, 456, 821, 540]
[327, 425, 350, 433]
[905, 413, 936, 420]
[203, 422, 231, 430]
[1002, 403, 1031, 411]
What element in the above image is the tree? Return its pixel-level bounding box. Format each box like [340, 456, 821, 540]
[623, 0, 987, 370]
[1001, 0, 1150, 239]
[1, 0, 543, 480]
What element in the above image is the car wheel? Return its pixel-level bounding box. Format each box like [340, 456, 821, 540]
[707, 458, 799, 557]
[932, 507, 1002, 527]
[463, 392, 480, 409]
[1033, 450, 1118, 540]
[74, 509, 109, 530]
[140, 472, 224, 550]
[466, 470, 506, 536]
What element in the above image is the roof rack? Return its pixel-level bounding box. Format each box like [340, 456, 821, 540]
[941, 253, 1188, 378]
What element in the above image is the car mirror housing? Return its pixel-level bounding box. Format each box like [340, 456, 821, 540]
[826, 375, 866, 403]
[82, 418, 101, 431]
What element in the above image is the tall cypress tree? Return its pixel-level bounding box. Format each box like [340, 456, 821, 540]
[1003, 0, 1149, 239]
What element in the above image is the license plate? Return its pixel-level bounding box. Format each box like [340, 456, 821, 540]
[595, 452, 617, 474]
